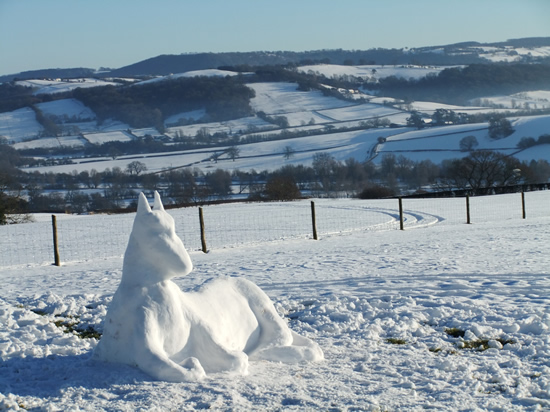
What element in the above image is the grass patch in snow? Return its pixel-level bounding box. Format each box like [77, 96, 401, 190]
[30, 309, 48, 316]
[386, 338, 407, 345]
[458, 338, 515, 351]
[445, 327, 466, 338]
[31, 308, 102, 339]
[53, 317, 102, 340]
[445, 328, 514, 351]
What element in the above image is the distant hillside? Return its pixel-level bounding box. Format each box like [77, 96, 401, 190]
[96, 37, 550, 77]
[2, 38, 549, 82]
[106, 52, 301, 77]
[106, 49, 482, 78]
[0, 68, 95, 84]
[490, 37, 550, 48]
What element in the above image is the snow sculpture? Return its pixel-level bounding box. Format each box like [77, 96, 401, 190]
[94, 192, 323, 382]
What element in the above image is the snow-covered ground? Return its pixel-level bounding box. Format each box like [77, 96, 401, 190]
[12, 136, 86, 150]
[82, 131, 134, 145]
[35, 99, 96, 121]
[248, 82, 353, 116]
[472, 91, 550, 110]
[298, 64, 448, 81]
[15, 79, 120, 95]
[1, 193, 549, 410]
[479, 46, 550, 63]
[317, 103, 403, 122]
[166, 116, 275, 139]
[0, 108, 43, 143]
[134, 69, 240, 86]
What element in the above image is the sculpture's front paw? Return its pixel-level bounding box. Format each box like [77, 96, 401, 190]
[180, 357, 207, 380]
[229, 351, 249, 375]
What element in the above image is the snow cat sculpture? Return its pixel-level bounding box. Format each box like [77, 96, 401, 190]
[94, 191, 323, 381]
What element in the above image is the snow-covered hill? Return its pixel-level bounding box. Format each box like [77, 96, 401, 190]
[4, 65, 550, 175]
[15, 78, 120, 95]
[476, 45, 550, 63]
[298, 64, 448, 81]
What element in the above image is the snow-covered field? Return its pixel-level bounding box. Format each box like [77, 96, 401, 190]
[298, 64, 447, 81]
[13, 135, 86, 150]
[82, 131, 134, 145]
[480, 46, 550, 63]
[167, 116, 275, 139]
[1, 193, 549, 410]
[135, 69, 240, 87]
[35, 99, 96, 121]
[473, 91, 550, 110]
[317, 103, 403, 122]
[22, 113, 550, 176]
[248, 82, 353, 116]
[15, 79, 120, 95]
[0, 108, 42, 143]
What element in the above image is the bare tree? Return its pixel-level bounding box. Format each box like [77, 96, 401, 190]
[283, 145, 295, 160]
[226, 146, 240, 162]
[442, 150, 521, 193]
[459, 135, 479, 152]
[0, 171, 32, 224]
[126, 161, 147, 176]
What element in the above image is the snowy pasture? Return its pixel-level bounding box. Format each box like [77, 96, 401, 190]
[15, 79, 120, 95]
[374, 115, 550, 164]
[23, 113, 550, 176]
[248, 82, 352, 116]
[0, 108, 42, 143]
[317, 103, 404, 122]
[82, 131, 134, 145]
[480, 46, 550, 63]
[1, 193, 549, 410]
[35, 99, 96, 121]
[134, 69, 240, 87]
[13, 136, 86, 150]
[298, 64, 447, 81]
[167, 116, 275, 139]
[474, 91, 550, 111]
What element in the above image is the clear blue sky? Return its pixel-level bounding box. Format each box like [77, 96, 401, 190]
[1, 0, 549, 76]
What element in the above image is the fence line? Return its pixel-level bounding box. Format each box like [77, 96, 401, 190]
[0, 190, 549, 268]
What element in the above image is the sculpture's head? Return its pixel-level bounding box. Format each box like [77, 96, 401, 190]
[123, 191, 192, 282]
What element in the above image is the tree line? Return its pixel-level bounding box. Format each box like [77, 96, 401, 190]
[2, 142, 550, 222]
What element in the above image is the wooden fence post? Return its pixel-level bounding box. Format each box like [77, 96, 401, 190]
[521, 191, 526, 219]
[198, 207, 208, 253]
[466, 195, 471, 224]
[398, 197, 404, 230]
[51, 215, 60, 266]
[311, 201, 318, 240]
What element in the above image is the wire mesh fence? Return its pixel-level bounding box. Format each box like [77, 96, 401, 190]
[1, 190, 549, 268]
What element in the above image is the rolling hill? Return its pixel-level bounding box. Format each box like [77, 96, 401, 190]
[11, 75, 550, 176]
[1, 37, 549, 82]
[1, 43, 550, 181]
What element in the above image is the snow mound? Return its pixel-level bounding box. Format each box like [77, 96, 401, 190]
[93, 192, 322, 381]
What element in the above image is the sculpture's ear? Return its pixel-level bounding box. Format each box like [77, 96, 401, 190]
[153, 191, 165, 211]
[137, 192, 152, 215]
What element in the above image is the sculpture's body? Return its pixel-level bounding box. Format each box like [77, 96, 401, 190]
[93, 192, 322, 381]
